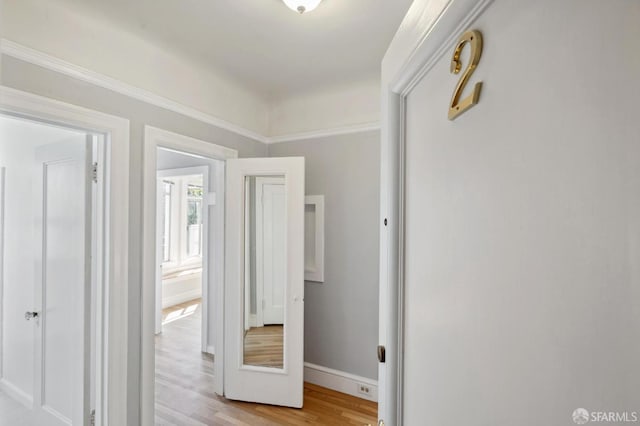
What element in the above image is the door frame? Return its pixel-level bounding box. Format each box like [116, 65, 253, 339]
[155, 165, 209, 353]
[0, 166, 4, 383]
[379, 1, 494, 425]
[141, 125, 238, 426]
[0, 85, 130, 425]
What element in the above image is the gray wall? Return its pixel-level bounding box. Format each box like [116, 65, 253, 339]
[269, 131, 380, 380]
[1, 56, 267, 426]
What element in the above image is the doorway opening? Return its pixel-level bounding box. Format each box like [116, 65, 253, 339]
[142, 126, 236, 424]
[155, 165, 208, 340]
[153, 153, 219, 422]
[0, 113, 106, 425]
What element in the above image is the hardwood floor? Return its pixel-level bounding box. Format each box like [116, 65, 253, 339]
[244, 325, 284, 368]
[156, 299, 378, 425]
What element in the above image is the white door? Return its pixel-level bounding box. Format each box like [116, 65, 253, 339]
[33, 140, 91, 426]
[224, 157, 305, 408]
[256, 177, 286, 325]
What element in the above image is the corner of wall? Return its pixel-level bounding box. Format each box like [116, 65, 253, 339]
[267, 77, 382, 138]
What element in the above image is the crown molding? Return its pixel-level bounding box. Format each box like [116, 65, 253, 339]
[385, 0, 495, 96]
[1, 39, 381, 145]
[0, 39, 269, 143]
[266, 121, 380, 144]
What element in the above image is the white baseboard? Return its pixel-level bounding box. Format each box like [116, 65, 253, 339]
[161, 289, 202, 309]
[249, 314, 257, 328]
[206, 345, 215, 355]
[0, 378, 33, 409]
[303, 362, 378, 402]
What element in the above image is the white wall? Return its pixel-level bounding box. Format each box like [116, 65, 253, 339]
[1, 0, 384, 139]
[1, 0, 383, 140]
[161, 274, 202, 309]
[0, 0, 3, 83]
[1, 0, 269, 136]
[400, 0, 640, 424]
[0, 115, 86, 404]
[268, 77, 381, 137]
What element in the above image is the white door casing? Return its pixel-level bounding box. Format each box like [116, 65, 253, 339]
[223, 157, 305, 408]
[244, 178, 252, 331]
[379, 1, 495, 425]
[0, 86, 130, 426]
[0, 167, 4, 382]
[142, 126, 238, 425]
[155, 179, 164, 335]
[256, 177, 286, 325]
[33, 140, 91, 425]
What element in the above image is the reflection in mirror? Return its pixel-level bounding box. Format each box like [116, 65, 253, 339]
[243, 175, 286, 369]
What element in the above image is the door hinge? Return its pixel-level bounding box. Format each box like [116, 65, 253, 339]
[377, 345, 386, 363]
[92, 162, 98, 183]
[90, 409, 96, 426]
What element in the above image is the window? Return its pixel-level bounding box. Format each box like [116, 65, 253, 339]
[186, 184, 203, 257]
[162, 181, 173, 262]
[160, 175, 205, 273]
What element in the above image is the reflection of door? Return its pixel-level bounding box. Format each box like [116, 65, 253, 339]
[256, 177, 285, 325]
[223, 157, 305, 408]
[33, 140, 91, 425]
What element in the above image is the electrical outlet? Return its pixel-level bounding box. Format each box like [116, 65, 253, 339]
[357, 383, 371, 396]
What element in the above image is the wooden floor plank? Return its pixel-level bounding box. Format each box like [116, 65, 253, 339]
[156, 299, 378, 425]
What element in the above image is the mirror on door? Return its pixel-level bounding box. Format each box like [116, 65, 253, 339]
[243, 175, 286, 369]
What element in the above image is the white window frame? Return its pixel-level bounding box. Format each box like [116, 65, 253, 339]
[159, 174, 206, 273]
[160, 180, 173, 264]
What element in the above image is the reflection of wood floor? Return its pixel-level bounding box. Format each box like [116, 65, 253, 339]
[156, 299, 377, 425]
[244, 325, 284, 368]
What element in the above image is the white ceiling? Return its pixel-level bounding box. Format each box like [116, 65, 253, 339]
[49, 0, 413, 100]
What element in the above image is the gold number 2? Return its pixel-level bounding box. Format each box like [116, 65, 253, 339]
[448, 29, 483, 120]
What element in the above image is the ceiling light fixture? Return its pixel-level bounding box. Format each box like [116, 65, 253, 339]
[282, 0, 322, 14]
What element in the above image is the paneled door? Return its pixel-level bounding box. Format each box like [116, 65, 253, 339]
[256, 177, 286, 325]
[224, 157, 305, 408]
[33, 139, 92, 425]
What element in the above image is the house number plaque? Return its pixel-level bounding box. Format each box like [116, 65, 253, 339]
[448, 29, 483, 120]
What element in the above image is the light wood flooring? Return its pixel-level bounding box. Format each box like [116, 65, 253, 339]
[244, 325, 284, 368]
[156, 299, 378, 425]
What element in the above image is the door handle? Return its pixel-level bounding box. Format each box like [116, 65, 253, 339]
[25, 311, 39, 321]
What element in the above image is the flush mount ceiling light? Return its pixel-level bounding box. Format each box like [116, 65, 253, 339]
[282, 0, 322, 14]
